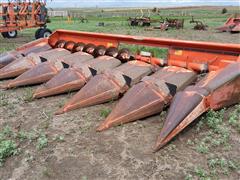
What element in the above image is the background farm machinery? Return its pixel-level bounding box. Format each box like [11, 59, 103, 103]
[128, 9, 152, 27]
[190, 16, 208, 30]
[216, 14, 240, 33]
[0, 0, 52, 39]
[0, 30, 239, 151]
[149, 17, 184, 31]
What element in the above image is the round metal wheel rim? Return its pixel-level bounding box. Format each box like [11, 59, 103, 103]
[8, 31, 16, 37]
[43, 31, 51, 38]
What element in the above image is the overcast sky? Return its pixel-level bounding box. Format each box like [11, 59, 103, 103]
[45, 0, 240, 8]
[1, 0, 239, 8]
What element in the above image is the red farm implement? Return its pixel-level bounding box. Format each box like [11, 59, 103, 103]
[216, 14, 240, 33]
[0, 0, 51, 39]
[0, 30, 239, 152]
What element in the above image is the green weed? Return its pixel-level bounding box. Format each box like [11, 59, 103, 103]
[0, 140, 17, 166]
[36, 133, 48, 150]
[195, 167, 209, 179]
[53, 135, 65, 142]
[0, 92, 9, 107]
[196, 109, 230, 153]
[22, 87, 34, 102]
[208, 157, 240, 176]
[228, 105, 240, 133]
[100, 108, 111, 118]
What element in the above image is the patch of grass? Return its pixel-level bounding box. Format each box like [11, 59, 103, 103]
[22, 87, 34, 102]
[0, 91, 9, 107]
[196, 141, 209, 154]
[228, 105, 240, 133]
[0, 140, 18, 166]
[17, 130, 28, 142]
[2, 126, 14, 137]
[119, 44, 168, 59]
[57, 99, 66, 108]
[208, 157, 240, 177]
[36, 133, 48, 150]
[195, 109, 230, 154]
[81, 176, 88, 180]
[16, 130, 39, 142]
[184, 174, 193, 180]
[100, 108, 111, 118]
[187, 156, 240, 180]
[53, 135, 65, 142]
[194, 167, 209, 179]
[0, 126, 18, 166]
[25, 130, 39, 142]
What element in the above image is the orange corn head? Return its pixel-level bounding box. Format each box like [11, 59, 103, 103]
[0, 30, 240, 152]
[33, 55, 122, 98]
[0, 48, 70, 80]
[56, 61, 154, 115]
[0, 39, 52, 68]
[0, 52, 93, 89]
[97, 66, 197, 131]
[154, 62, 240, 151]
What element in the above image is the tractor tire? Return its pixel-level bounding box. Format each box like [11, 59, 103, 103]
[1, 32, 8, 38]
[143, 22, 151, 27]
[5, 30, 18, 38]
[35, 28, 42, 39]
[36, 28, 52, 39]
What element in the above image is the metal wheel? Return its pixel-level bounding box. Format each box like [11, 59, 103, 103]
[37, 28, 52, 39]
[6, 30, 18, 38]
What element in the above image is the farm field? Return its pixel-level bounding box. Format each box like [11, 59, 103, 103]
[0, 6, 240, 180]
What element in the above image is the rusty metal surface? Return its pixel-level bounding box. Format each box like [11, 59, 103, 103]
[2, 51, 95, 89]
[113, 60, 153, 86]
[85, 56, 121, 72]
[1, 62, 59, 89]
[33, 56, 122, 99]
[208, 76, 240, 110]
[56, 61, 154, 115]
[0, 51, 24, 68]
[0, 48, 71, 80]
[60, 51, 93, 66]
[0, 56, 35, 79]
[38, 48, 71, 62]
[97, 66, 197, 131]
[0, 39, 51, 69]
[154, 62, 240, 151]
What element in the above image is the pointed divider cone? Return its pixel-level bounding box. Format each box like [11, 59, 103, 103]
[0, 41, 52, 69]
[0, 56, 36, 80]
[34, 56, 122, 99]
[36, 48, 71, 63]
[153, 62, 240, 151]
[55, 60, 154, 115]
[22, 41, 52, 56]
[0, 48, 70, 80]
[61, 51, 94, 67]
[0, 51, 23, 69]
[97, 66, 197, 131]
[0, 50, 88, 89]
[1, 62, 60, 89]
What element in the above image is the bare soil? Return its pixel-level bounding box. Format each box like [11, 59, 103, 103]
[0, 18, 240, 180]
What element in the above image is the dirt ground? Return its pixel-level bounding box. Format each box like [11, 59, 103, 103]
[0, 22, 240, 180]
